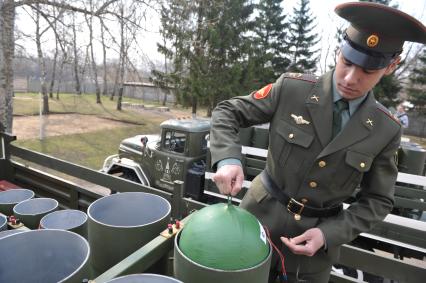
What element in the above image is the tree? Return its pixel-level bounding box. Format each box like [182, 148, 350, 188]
[152, 0, 192, 108]
[0, 0, 119, 132]
[251, 0, 289, 87]
[0, 0, 16, 133]
[200, 0, 254, 115]
[155, 0, 254, 116]
[85, 0, 101, 104]
[287, 0, 319, 73]
[71, 14, 82, 95]
[407, 48, 426, 113]
[100, 19, 108, 96]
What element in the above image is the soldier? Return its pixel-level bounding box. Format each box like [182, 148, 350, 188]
[396, 104, 409, 128]
[210, 2, 426, 283]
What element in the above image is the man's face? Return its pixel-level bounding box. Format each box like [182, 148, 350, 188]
[334, 52, 400, 100]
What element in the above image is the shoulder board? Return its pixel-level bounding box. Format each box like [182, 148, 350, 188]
[375, 102, 401, 126]
[283, 72, 319, 83]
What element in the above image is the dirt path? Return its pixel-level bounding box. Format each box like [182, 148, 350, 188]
[13, 114, 131, 140]
[12, 108, 193, 140]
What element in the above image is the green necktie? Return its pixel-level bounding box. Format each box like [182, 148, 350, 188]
[332, 99, 349, 138]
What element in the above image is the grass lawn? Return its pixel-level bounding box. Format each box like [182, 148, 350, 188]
[13, 125, 159, 169]
[13, 92, 166, 124]
[12, 92, 181, 169]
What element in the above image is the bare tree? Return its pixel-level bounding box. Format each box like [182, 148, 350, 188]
[0, 0, 143, 132]
[48, 6, 63, 99]
[33, 4, 50, 113]
[116, 2, 126, 110]
[85, 0, 101, 103]
[100, 18, 108, 96]
[0, 0, 15, 132]
[71, 13, 82, 95]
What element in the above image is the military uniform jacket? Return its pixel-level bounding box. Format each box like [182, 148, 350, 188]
[210, 70, 401, 273]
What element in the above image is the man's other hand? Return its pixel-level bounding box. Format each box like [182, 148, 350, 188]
[281, 228, 325, 257]
[212, 164, 244, 196]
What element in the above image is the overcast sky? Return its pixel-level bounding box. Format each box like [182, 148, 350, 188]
[16, 0, 426, 73]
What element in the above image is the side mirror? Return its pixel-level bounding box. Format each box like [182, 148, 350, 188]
[140, 136, 148, 150]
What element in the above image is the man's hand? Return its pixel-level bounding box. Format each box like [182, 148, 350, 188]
[281, 228, 325, 257]
[212, 164, 244, 196]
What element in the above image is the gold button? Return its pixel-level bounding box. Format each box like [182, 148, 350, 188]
[318, 161, 326, 168]
[309, 181, 317, 188]
[288, 133, 294, 139]
[301, 198, 308, 204]
[360, 162, 366, 168]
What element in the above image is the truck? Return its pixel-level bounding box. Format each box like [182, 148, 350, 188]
[100, 118, 269, 202]
[1, 120, 426, 282]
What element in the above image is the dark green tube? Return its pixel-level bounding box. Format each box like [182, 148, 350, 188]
[88, 192, 171, 275]
[0, 229, 91, 283]
[13, 197, 58, 229]
[0, 214, 6, 231]
[106, 274, 182, 282]
[0, 189, 34, 216]
[40, 209, 88, 239]
[398, 146, 426, 175]
[174, 231, 272, 283]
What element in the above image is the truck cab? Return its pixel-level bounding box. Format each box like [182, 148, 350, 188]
[101, 118, 210, 197]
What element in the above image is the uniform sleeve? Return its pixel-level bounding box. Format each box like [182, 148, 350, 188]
[209, 75, 286, 168]
[318, 128, 402, 248]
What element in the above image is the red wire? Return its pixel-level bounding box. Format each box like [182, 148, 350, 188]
[264, 225, 287, 280]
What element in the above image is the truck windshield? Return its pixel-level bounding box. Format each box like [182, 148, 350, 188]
[163, 130, 186, 154]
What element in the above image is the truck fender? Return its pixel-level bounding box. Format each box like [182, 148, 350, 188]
[101, 155, 150, 186]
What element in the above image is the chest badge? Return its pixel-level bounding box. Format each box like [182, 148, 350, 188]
[291, 114, 310, 125]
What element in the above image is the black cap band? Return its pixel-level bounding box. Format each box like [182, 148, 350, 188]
[341, 38, 397, 69]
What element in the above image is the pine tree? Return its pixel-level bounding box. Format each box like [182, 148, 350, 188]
[287, 0, 319, 73]
[153, 0, 254, 115]
[251, 0, 290, 87]
[151, 0, 192, 107]
[201, 0, 255, 115]
[407, 48, 426, 113]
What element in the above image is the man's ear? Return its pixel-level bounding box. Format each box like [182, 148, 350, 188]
[384, 56, 401, 75]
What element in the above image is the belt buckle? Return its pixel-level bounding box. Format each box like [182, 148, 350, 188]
[287, 198, 304, 221]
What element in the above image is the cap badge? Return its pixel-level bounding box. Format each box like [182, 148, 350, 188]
[366, 34, 379, 48]
[253, 84, 272, 100]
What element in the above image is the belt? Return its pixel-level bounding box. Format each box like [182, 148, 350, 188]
[260, 170, 342, 219]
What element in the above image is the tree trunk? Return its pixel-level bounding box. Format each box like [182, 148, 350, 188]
[86, 3, 101, 104]
[35, 5, 49, 114]
[56, 57, 65, 99]
[49, 39, 58, 99]
[101, 21, 108, 96]
[116, 4, 125, 111]
[72, 15, 82, 95]
[0, 0, 15, 133]
[110, 60, 120, 101]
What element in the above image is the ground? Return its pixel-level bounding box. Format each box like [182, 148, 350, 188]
[11, 107, 195, 196]
[12, 108, 192, 140]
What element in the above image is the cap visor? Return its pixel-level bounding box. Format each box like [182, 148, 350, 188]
[341, 42, 390, 70]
